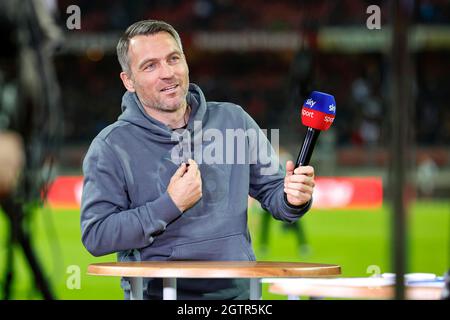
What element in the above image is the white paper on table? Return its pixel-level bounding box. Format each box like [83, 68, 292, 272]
[263, 273, 445, 288]
[262, 277, 395, 287]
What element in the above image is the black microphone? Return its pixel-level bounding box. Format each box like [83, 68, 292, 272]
[285, 91, 336, 203]
[295, 127, 321, 167]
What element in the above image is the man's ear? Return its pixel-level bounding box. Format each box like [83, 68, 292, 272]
[120, 71, 135, 92]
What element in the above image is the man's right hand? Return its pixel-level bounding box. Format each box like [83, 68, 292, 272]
[167, 159, 203, 212]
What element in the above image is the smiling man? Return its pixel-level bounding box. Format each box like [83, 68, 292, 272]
[118, 29, 190, 128]
[81, 20, 315, 300]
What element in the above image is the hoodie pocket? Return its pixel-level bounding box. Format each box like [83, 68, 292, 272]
[169, 233, 255, 261]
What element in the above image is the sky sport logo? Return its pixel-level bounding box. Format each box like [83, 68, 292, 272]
[304, 98, 316, 108]
[302, 109, 314, 118]
[325, 115, 334, 123]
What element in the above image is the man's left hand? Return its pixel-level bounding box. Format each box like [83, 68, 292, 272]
[284, 161, 315, 207]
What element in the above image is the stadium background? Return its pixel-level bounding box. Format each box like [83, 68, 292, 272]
[0, 0, 449, 299]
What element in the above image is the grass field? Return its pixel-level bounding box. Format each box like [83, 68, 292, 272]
[0, 200, 448, 300]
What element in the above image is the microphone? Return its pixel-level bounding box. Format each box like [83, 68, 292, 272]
[294, 91, 336, 168]
[284, 91, 336, 205]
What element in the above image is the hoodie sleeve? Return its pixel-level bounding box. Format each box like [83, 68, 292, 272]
[80, 138, 182, 257]
[242, 109, 312, 223]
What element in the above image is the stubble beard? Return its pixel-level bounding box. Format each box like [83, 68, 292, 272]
[140, 84, 188, 114]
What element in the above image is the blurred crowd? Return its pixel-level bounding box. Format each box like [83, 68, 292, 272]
[55, 0, 450, 32]
[5, 0, 449, 150]
[55, 56, 450, 149]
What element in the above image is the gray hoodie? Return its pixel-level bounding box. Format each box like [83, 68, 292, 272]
[81, 83, 311, 299]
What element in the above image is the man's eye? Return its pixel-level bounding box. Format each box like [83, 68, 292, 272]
[144, 63, 155, 70]
[169, 56, 180, 63]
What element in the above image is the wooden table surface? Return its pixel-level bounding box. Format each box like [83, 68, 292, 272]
[269, 281, 444, 300]
[88, 261, 341, 279]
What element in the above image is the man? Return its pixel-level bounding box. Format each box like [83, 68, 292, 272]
[81, 20, 315, 300]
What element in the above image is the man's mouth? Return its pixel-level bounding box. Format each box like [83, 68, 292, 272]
[160, 84, 178, 93]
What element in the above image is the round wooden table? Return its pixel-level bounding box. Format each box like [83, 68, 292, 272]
[267, 278, 444, 300]
[88, 261, 341, 300]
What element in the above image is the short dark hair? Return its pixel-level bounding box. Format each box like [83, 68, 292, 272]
[116, 20, 183, 74]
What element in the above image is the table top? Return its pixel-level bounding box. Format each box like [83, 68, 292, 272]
[88, 261, 341, 279]
[268, 279, 443, 300]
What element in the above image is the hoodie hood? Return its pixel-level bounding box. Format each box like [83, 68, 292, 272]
[118, 83, 207, 143]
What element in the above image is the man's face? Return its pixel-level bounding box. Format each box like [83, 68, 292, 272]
[122, 32, 189, 113]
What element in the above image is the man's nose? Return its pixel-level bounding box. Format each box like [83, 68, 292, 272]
[159, 62, 175, 79]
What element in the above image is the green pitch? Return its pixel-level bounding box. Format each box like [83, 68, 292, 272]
[0, 201, 448, 299]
